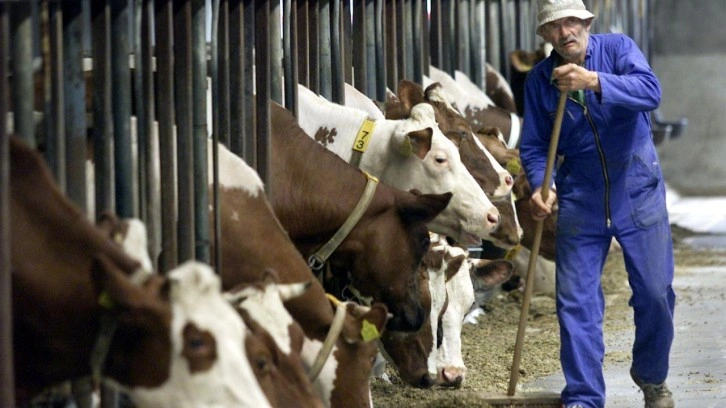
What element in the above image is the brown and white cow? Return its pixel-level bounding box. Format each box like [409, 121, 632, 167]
[386, 80, 513, 200]
[386, 80, 522, 250]
[481, 62, 518, 114]
[269, 102, 450, 333]
[225, 273, 324, 408]
[296, 83, 498, 247]
[208, 137, 390, 408]
[378, 233, 512, 388]
[10, 136, 270, 407]
[428, 65, 523, 150]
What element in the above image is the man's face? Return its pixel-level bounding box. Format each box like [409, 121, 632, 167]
[540, 17, 591, 64]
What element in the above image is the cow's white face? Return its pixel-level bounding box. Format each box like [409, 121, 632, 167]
[391, 103, 499, 245]
[126, 261, 272, 408]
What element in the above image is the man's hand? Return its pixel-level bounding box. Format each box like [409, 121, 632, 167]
[553, 63, 600, 93]
[530, 187, 558, 220]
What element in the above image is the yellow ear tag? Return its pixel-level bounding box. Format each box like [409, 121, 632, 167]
[361, 319, 381, 343]
[98, 291, 114, 309]
[504, 244, 521, 261]
[506, 158, 522, 175]
[399, 137, 413, 157]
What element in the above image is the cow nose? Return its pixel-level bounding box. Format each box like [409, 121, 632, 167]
[415, 373, 436, 389]
[487, 212, 500, 226]
[505, 174, 513, 186]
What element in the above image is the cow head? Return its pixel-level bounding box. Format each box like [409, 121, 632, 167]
[390, 79, 514, 200]
[329, 189, 451, 332]
[227, 271, 322, 408]
[387, 93, 500, 246]
[108, 261, 272, 407]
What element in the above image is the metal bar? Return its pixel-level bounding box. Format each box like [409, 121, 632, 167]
[342, 0, 352, 85]
[457, 0, 471, 77]
[242, 0, 255, 165]
[270, 0, 283, 104]
[174, 0, 195, 263]
[412, 0, 423, 84]
[255, 0, 272, 198]
[296, 0, 309, 88]
[353, 0, 366, 93]
[134, 0, 147, 229]
[111, 0, 134, 217]
[430, 0, 442, 69]
[420, 0, 429, 79]
[9, 1, 34, 145]
[469, 0, 484, 86]
[64, 0, 88, 211]
[400, 0, 411, 81]
[308, 0, 319, 93]
[364, 0, 376, 96]
[154, 0, 178, 272]
[441, 0, 453, 74]
[216, 0, 231, 148]
[384, 0, 397, 91]
[374, 0, 386, 101]
[283, 0, 299, 114]
[192, 0, 209, 263]
[47, 1, 65, 189]
[140, 0, 158, 267]
[91, 0, 113, 220]
[330, 0, 344, 103]
[318, 0, 331, 99]
[228, 0, 243, 155]
[0, 2, 16, 406]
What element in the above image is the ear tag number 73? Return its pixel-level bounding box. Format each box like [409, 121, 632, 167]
[353, 120, 376, 153]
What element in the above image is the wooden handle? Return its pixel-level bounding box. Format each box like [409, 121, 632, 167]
[507, 90, 568, 396]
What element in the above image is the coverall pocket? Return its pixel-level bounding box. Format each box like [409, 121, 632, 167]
[626, 152, 667, 229]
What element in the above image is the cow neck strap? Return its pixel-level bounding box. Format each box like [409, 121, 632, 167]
[308, 294, 348, 382]
[90, 267, 153, 384]
[308, 171, 379, 271]
[349, 119, 376, 168]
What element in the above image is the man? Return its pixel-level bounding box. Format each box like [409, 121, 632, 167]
[519, 1, 676, 408]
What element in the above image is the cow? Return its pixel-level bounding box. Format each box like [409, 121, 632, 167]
[377, 233, 512, 388]
[385, 80, 522, 250]
[207, 136, 391, 408]
[296, 83, 499, 247]
[387, 80, 513, 200]
[9, 136, 271, 407]
[269, 101, 451, 334]
[481, 62, 518, 114]
[428, 65, 523, 150]
[225, 272, 324, 408]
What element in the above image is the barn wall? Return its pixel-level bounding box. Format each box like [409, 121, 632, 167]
[651, 0, 726, 195]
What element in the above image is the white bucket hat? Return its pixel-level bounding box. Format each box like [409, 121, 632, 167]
[536, 0, 595, 35]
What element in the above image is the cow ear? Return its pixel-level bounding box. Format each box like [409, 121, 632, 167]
[343, 302, 389, 344]
[402, 128, 433, 159]
[397, 80, 425, 112]
[445, 254, 467, 281]
[92, 254, 167, 327]
[399, 190, 452, 226]
[471, 259, 514, 290]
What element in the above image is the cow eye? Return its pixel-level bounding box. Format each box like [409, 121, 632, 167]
[188, 337, 206, 350]
[255, 355, 271, 374]
[435, 155, 447, 164]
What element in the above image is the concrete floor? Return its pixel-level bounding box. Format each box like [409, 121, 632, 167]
[522, 189, 726, 408]
[522, 263, 726, 408]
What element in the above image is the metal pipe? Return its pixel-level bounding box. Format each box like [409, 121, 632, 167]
[0, 3, 16, 406]
[111, 0, 134, 217]
[192, 0, 209, 263]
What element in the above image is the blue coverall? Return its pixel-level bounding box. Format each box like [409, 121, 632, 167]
[520, 33, 676, 408]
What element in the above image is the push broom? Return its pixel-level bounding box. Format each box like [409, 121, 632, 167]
[479, 90, 568, 407]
